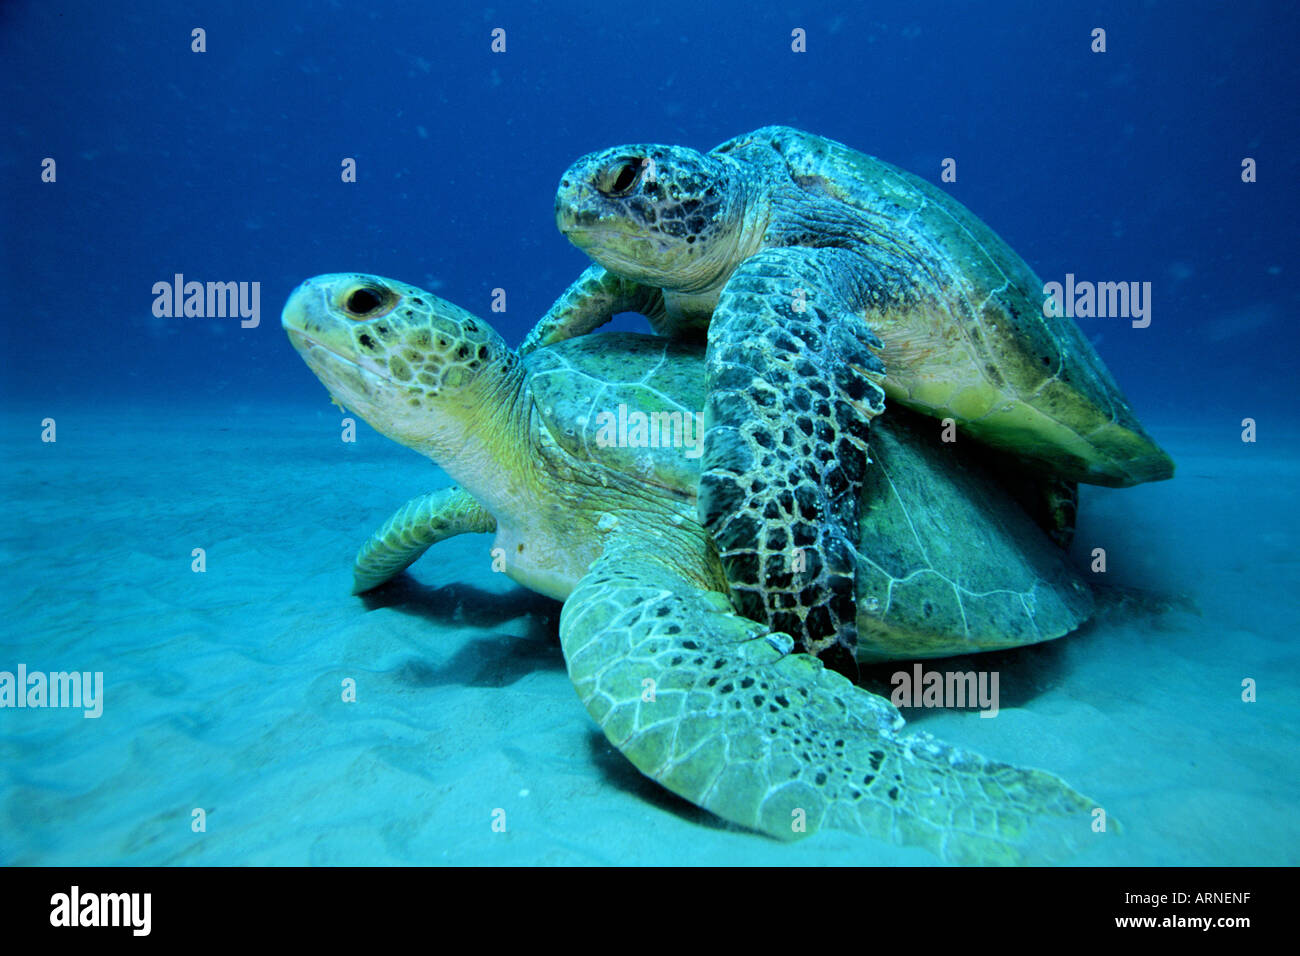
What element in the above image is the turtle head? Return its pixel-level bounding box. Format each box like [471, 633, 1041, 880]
[555, 143, 752, 293]
[282, 274, 521, 459]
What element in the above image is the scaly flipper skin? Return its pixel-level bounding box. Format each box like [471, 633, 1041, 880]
[520, 265, 668, 355]
[352, 486, 496, 593]
[561, 530, 1099, 864]
[702, 247, 886, 666]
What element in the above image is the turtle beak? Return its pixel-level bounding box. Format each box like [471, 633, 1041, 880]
[281, 279, 320, 351]
[281, 276, 378, 395]
[555, 179, 595, 241]
[281, 276, 330, 333]
[554, 179, 654, 260]
[554, 151, 630, 244]
[282, 280, 348, 375]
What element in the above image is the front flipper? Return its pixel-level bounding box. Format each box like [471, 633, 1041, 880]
[519, 264, 667, 355]
[352, 486, 495, 594]
[701, 246, 886, 668]
[561, 533, 1102, 864]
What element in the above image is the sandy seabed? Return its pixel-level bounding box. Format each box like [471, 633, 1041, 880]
[1, 404, 1296, 865]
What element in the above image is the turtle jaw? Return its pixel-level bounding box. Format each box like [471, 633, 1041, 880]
[555, 179, 674, 280]
[281, 280, 395, 407]
[285, 326, 393, 411]
[558, 213, 678, 275]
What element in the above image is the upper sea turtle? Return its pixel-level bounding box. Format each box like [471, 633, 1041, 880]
[523, 125, 1174, 666]
[282, 272, 1106, 863]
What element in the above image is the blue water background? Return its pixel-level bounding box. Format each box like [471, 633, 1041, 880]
[3, 0, 1297, 420]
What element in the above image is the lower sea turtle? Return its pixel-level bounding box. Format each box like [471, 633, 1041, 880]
[282, 272, 1108, 863]
[523, 125, 1174, 667]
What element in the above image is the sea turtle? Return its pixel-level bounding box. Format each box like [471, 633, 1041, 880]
[523, 125, 1174, 666]
[282, 272, 1108, 864]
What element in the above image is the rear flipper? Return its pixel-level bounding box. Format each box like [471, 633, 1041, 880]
[352, 486, 495, 593]
[561, 534, 1106, 864]
[702, 246, 887, 669]
[520, 265, 667, 355]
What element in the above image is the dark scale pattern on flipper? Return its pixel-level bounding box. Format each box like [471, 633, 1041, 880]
[701, 247, 887, 668]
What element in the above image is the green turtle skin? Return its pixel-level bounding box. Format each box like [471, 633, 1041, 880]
[526, 125, 1174, 666]
[283, 272, 1106, 863]
[352, 485, 495, 594]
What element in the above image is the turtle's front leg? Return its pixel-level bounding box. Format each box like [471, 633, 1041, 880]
[701, 246, 886, 671]
[520, 265, 667, 354]
[352, 486, 496, 593]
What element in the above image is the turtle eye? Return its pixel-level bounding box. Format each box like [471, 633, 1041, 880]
[597, 158, 644, 197]
[344, 285, 389, 318]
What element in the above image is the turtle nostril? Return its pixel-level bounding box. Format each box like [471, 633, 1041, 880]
[345, 287, 385, 316]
